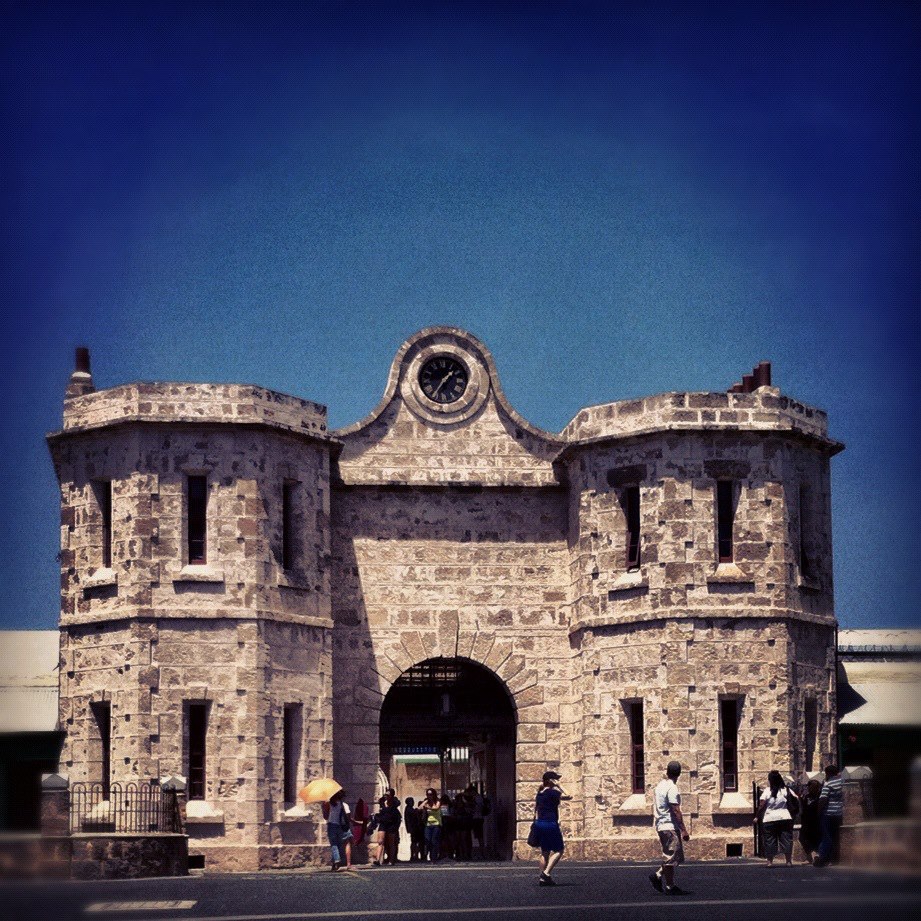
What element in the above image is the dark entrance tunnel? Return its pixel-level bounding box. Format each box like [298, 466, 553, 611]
[379, 657, 517, 859]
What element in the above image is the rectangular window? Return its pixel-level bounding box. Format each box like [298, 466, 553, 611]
[798, 485, 812, 577]
[628, 700, 645, 794]
[716, 480, 735, 563]
[187, 702, 207, 801]
[187, 476, 208, 564]
[720, 698, 739, 792]
[99, 481, 113, 568]
[283, 703, 302, 804]
[625, 486, 641, 570]
[804, 696, 818, 773]
[90, 701, 111, 799]
[282, 482, 295, 571]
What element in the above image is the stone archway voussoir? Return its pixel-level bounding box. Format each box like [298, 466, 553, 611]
[507, 668, 538, 695]
[470, 631, 495, 664]
[456, 630, 477, 660]
[497, 654, 526, 683]
[484, 641, 513, 674]
[400, 631, 427, 666]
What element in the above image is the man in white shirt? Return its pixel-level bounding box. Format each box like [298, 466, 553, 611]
[649, 760, 690, 895]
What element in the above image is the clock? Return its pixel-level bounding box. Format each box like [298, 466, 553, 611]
[418, 356, 469, 404]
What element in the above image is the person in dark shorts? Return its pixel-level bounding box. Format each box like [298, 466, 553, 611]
[404, 796, 425, 861]
[798, 779, 822, 864]
[757, 770, 797, 866]
[533, 770, 572, 886]
[377, 792, 402, 865]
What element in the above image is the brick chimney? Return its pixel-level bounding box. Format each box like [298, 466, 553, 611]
[65, 346, 95, 399]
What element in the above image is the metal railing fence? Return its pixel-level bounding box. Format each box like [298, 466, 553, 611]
[70, 781, 182, 834]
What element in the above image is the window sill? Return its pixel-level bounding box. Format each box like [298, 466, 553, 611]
[175, 565, 225, 584]
[83, 568, 117, 590]
[713, 791, 752, 815]
[185, 800, 225, 824]
[609, 570, 648, 593]
[279, 803, 314, 822]
[707, 563, 753, 585]
[608, 569, 649, 601]
[613, 792, 649, 818]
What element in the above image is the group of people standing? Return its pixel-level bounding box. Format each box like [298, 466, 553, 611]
[324, 784, 491, 871]
[756, 764, 845, 868]
[325, 761, 847, 882]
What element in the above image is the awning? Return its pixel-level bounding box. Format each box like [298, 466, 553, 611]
[0, 687, 59, 733]
[838, 681, 921, 727]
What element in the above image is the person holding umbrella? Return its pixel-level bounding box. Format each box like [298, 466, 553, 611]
[299, 778, 354, 872]
[325, 789, 354, 871]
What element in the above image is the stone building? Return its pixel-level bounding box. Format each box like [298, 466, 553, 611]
[47, 327, 842, 871]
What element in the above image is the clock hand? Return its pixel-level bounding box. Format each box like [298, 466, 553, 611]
[431, 371, 454, 398]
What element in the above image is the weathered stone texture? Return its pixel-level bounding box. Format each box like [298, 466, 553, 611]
[50, 327, 841, 868]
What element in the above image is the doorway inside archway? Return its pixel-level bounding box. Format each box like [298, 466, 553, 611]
[379, 657, 516, 860]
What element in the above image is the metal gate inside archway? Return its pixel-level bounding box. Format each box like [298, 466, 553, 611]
[379, 657, 516, 860]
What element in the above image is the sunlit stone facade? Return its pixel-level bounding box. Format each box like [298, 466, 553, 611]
[49, 328, 841, 870]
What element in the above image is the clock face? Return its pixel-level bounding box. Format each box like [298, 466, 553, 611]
[418, 355, 469, 404]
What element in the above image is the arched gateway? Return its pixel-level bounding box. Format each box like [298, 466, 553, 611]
[379, 657, 517, 859]
[50, 326, 840, 871]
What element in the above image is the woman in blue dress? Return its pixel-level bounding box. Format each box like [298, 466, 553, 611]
[533, 770, 572, 886]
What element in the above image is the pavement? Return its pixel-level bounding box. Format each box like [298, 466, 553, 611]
[1, 859, 919, 921]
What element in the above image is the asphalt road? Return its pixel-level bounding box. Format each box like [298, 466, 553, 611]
[2, 860, 919, 921]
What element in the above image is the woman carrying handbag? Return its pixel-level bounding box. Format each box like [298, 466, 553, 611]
[529, 770, 572, 886]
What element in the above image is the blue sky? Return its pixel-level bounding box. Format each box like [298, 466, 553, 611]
[1, 1, 919, 629]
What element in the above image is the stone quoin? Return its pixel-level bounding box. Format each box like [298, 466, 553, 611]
[47, 327, 842, 871]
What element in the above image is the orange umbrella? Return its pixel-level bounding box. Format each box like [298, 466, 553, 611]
[298, 778, 343, 804]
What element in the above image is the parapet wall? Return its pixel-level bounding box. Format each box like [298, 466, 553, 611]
[61, 382, 329, 439]
[561, 389, 840, 450]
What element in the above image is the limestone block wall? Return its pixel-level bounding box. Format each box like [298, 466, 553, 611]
[563, 431, 837, 633]
[560, 426, 837, 858]
[48, 425, 332, 628]
[59, 618, 330, 871]
[337, 394, 560, 487]
[573, 617, 834, 859]
[50, 385, 337, 871]
[329, 484, 577, 843]
[60, 382, 327, 438]
[49, 330, 842, 867]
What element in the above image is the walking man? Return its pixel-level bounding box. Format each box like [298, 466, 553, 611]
[649, 760, 690, 896]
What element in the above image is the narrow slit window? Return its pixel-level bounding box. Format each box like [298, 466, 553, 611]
[625, 486, 641, 570]
[187, 476, 208, 564]
[628, 700, 645, 794]
[720, 698, 739, 792]
[283, 703, 302, 804]
[99, 481, 113, 568]
[91, 701, 111, 799]
[187, 702, 207, 801]
[282, 482, 295, 571]
[716, 480, 735, 563]
[804, 697, 818, 773]
[798, 485, 812, 577]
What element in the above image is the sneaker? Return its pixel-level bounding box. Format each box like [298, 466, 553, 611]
[664, 885, 683, 896]
[649, 872, 663, 893]
[331, 862, 341, 872]
[538, 873, 556, 886]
